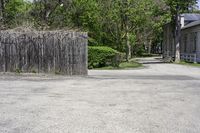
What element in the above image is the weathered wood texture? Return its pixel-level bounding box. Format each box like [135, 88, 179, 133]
[0, 30, 88, 75]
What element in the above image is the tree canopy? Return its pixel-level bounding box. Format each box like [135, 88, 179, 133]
[0, 0, 198, 58]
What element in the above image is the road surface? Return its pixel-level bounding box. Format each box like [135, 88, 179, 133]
[0, 57, 200, 133]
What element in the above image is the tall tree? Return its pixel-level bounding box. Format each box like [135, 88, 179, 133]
[165, 0, 197, 62]
[1, 0, 171, 59]
[0, 0, 9, 25]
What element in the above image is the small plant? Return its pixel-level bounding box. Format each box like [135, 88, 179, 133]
[31, 70, 37, 73]
[94, 60, 142, 70]
[177, 61, 200, 67]
[55, 71, 61, 75]
[88, 46, 124, 69]
[15, 68, 22, 74]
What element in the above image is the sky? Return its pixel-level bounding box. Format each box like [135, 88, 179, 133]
[198, 0, 200, 8]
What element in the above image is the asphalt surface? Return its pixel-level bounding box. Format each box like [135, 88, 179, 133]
[0, 57, 200, 133]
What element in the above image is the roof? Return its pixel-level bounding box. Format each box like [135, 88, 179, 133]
[182, 20, 200, 30]
[182, 13, 200, 21]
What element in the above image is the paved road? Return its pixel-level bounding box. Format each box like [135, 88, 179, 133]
[0, 57, 200, 133]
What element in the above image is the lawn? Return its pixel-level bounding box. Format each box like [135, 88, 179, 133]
[177, 61, 200, 67]
[94, 60, 142, 70]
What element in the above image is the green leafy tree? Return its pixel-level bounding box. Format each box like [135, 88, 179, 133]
[2, 0, 193, 61]
[3, 0, 32, 27]
[165, 0, 197, 62]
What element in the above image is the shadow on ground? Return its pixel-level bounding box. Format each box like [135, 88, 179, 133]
[87, 75, 197, 80]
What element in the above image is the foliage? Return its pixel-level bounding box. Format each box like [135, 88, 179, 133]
[137, 53, 160, 57]
[177, 61, 200, 67]
[88, 46, 123, 69]
[15, 68, 22, 74]
[0, 0, 199, 59]
[3, 0, 32, 27]
[119, 61, 142, 69]
[164, 0, 198, 27]
[164, 0, 197, 62]
[1, 0, 170, 56]
[165, 0, 197, 13]
[94, 60, 142, 70]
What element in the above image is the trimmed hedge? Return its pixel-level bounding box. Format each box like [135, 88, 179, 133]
[88, 46, 123, 68]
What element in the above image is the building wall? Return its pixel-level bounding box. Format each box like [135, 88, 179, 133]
[197, 32, 200, 62]
[163, 24, 200, 62]
[181, 25, 200, 62]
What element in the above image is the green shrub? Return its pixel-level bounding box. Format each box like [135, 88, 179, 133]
[88, 46, 123, 69]
[55, 71, 61, 75]
[15, 68, 22, 74]
[31, 70, 37, 73]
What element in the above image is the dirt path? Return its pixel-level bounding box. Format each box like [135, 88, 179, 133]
[0, 57, 200, 133]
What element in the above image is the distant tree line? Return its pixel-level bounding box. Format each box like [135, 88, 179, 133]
[0, 0, 198, 61]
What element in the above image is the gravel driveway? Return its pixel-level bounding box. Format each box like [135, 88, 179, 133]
[0, 57, 200, 133]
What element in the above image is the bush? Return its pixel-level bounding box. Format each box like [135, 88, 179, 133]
[88, 46, 123, 69]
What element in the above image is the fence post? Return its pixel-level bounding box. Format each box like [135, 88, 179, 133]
[194, 54, 197, 64]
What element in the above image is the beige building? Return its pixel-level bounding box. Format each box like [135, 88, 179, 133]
[163, 13, 200, 63]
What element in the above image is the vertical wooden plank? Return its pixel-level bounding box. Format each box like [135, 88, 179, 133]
[0, 30, 88, 75]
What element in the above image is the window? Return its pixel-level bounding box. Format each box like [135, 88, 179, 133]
[193, 32, 197, 53]
[184, 35, 187, 53]
[190, 33, 193, 53]
[190, 32, 197, 53]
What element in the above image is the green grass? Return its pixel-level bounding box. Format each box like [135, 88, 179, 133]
[94, 60, 142, 70]
[176, 61, 200, 67]
[135, 53, 161, 58]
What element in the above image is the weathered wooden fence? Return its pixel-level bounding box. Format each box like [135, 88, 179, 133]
[0, 29, 88, 75]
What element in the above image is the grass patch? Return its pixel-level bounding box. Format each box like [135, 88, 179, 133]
[94, 60, 142, 70]
[135, 53, 161, 58]
[15, 68, 22, 74]
[176, 61, 200, 67]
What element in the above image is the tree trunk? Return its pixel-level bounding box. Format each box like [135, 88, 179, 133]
[0, 0, 5, 23]
[123, 0, 131, 61]
[125, 29, 131, 61]
[148, 40, 152, 54]
[175, 10, 181, 63]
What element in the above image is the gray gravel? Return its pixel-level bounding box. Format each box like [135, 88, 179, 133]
[0, 57, 200, 133]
